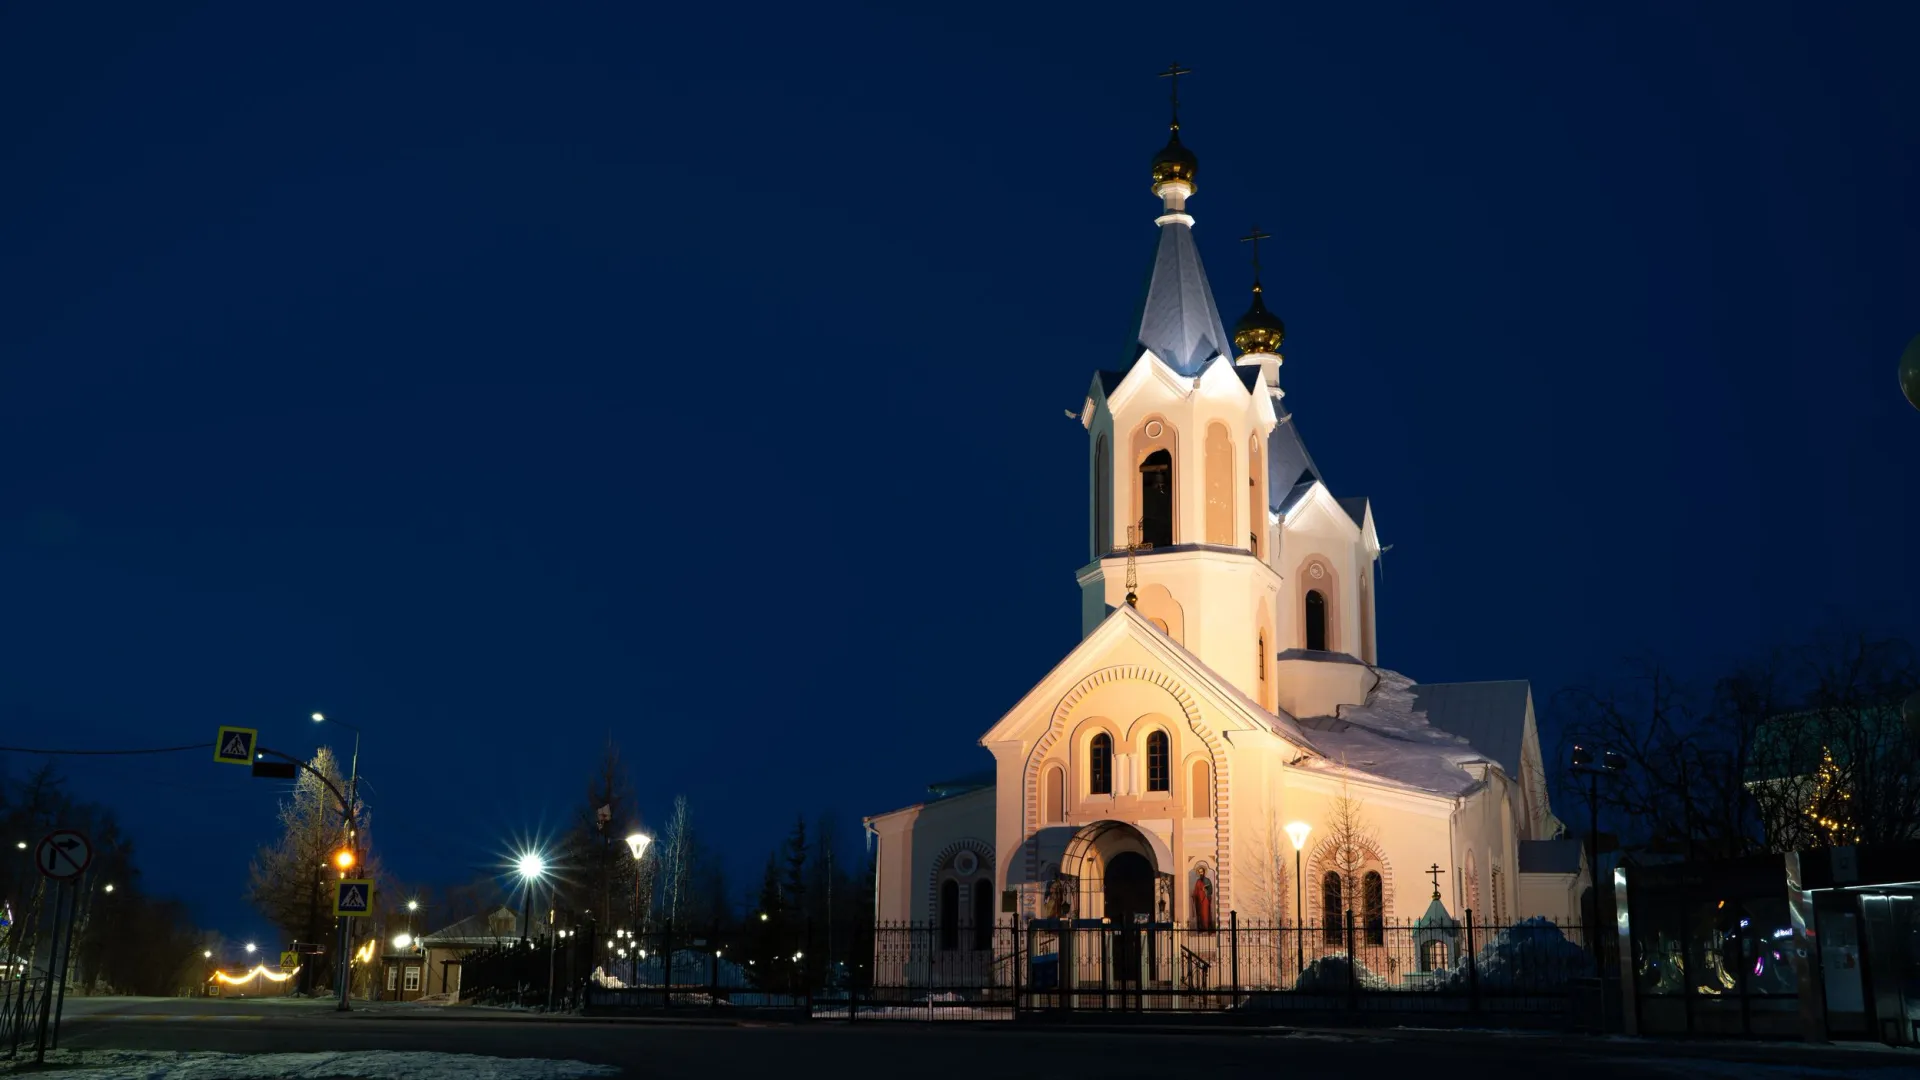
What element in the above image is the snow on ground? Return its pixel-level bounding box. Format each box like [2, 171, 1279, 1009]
[0, 1049, 619, 1080]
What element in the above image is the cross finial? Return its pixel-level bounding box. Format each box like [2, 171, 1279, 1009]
[1158, 63, 1192, 131]
[1241, 225, 1272, 280]
[1427, 862, 1445, 901]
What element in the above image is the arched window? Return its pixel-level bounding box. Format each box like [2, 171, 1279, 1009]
[939, 879, 960, 951]
[1247, 436, 1264, 558]
[1139, 449, 1173, 548]
[1044, 766, 1064, 824]
[1093, 436, 1111, 557]
[1257, 631, 1267, 695]
[1089, 733, 1112, 796]
[972, 881, 995, 951]
[1305, 589, 1328, 652]
[1363, 871, 1384, 946]
[1421, 939, 1448, 973]
[1146, 731, 1169, 792]
[1321, 871, 1343, 944]
[1189, 759, 1210, 818]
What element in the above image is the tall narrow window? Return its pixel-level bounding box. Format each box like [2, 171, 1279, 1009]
[939, 879, 960, 951]
[1146, 732, 1169, 792]
[1089, 733, 1112, 795]
[1305, 590, 1328, 652]
[1044, 766, 1064, 823]
[1189, 760, 1210, 818]
[1363, 871, 1384, 946]
[1321, 871, 1343, 944]
[1247, 436, 1264, 558]
[1257, 631, 1267, 695]
[1139, 449, 1173, 548]
[1491, 867, 1505, 926]
[1093, 436, 1111, 557]
[972, 881, 995, 951]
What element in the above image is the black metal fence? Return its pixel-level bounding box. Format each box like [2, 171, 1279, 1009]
[835, 912, 1596, 1023]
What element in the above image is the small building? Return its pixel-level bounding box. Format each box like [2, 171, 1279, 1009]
[387, 905, 524, 1000]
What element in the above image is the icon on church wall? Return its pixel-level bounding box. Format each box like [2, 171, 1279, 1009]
[1190, 863, 1216, 931]
[1042, 864, 1074, 922]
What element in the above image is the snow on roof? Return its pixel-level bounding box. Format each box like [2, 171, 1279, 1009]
[1293, 669, 1503, 797]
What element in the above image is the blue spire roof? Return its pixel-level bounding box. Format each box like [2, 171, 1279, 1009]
[1135, 221, 1231, 377]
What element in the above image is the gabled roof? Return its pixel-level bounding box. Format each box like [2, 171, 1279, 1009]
[1293, 669, 1519, 798]
[420, 905, 520, 946]
[1410, 681, 1533, 779]
[1336, 496, 1370, 529]
[980, 601, 1316, 752]
[1135, 221, 1231, 377]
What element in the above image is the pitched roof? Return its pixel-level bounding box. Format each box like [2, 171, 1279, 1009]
[1518, 839, 1585, 875]
[420, 905, 520, 945]
[1266, 419, 1322, 513]
[1336, 496, 1369, 528]
[1409, 681, 1533, 778]
[1135, 221, 1231, 377]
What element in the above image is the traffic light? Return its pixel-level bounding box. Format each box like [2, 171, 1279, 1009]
[333, 849, 355, 871]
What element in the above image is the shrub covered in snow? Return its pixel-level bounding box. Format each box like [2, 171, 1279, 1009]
[1441, 916, 1592, 991]
[1291, 952, 1390, 993]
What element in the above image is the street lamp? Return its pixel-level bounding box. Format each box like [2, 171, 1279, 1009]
[1571, 745, 1627, 972]
[245, 943, 257, 954]
[624, 832, 651, 984]
[103, 884, 114, 893]
[392, 933, 412, 950]
[313, 711, 365, 1014]
[1284, 822, 1312, 979]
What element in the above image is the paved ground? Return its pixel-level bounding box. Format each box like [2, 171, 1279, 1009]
[24, 996, 1920, 1078]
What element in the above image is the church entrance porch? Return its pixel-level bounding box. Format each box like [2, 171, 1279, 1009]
[1036, 821, 1179, 999]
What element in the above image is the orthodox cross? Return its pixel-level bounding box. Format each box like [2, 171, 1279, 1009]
[1158, 63, 1191, 129]
[1241, 226, 1272, 280]
[1124, 522, 1154, 607]
[1426, 862, 1446, 901]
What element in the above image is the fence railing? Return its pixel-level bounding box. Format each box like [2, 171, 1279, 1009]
[840, 911, 1594, 1020]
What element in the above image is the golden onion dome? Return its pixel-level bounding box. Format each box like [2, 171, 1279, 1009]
[1151, 129, 1198, 191]
[1233, 282, 1286, 357]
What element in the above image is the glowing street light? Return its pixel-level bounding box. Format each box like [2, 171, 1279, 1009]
[407, 899, 419, 911]
[203, 950, 212, 959]
[625, 832, 651, 860]
[392, 933, 412, 950]
[245, 943, 257, 954]
[103, 884, 114, 893]
[1284, 821, 1311, 977]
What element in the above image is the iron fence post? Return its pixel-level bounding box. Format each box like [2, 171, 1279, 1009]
[1345, 908, 1357, 1012]
[1229, 910, 1240, 1007]
[1465, 908, 1479, 1015]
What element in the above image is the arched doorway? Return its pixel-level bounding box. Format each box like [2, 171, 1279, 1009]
[1107, 852, 1155, 985]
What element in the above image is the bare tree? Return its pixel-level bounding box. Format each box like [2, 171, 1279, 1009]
[659, 795, 692, 930]
[246, 748, 361, 949]
[1242, 809, 1295, 925]
[1324, 780, 1374, 916]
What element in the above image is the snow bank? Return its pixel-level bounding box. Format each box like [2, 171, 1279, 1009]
[1440, 916, 1592, 991]
[20, 1049, 620, 1080]
[1291, 953, 1390, 993]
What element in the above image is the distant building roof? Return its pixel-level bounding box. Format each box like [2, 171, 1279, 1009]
[927, 771, 995, 801]
[420, 905, 521, 947]
[1518, 839, 1585, 876]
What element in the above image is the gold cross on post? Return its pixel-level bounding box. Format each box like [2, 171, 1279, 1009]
[1124, 523, 1154, 607]
[1158, 62, 1192, 130]
[1241, 225, 1272, 279]
[1427, 862, 1446, 901]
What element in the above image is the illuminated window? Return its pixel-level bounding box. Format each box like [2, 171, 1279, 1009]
[1305, 590, 1328, 652]
[1363, 871, 1384, 946]
[404, 966, 421, 992]
[1321, 871, 1343, 944]
[1140, 449, 1173, 548]
[387, 966, 397, 991]
[940, 879, 960, 951]
[1146, 731, 1169, 792]
[1089, 733, 1112, 795]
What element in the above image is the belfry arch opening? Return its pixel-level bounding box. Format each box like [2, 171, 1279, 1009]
[1139, 449, 1173, 548]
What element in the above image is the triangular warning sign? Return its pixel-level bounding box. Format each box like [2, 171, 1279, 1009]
[222, 733, 250, 756]
[341, 885, 366, 909]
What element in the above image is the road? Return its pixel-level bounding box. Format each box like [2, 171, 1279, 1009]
[36, 996, 1920, 1079]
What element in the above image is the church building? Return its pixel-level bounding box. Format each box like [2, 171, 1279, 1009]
[866, 89, 1587, 947]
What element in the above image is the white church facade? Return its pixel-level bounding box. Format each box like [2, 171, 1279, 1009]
[867, 96, 1588, 952]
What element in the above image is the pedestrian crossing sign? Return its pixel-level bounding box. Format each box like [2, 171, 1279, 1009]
[279, 950, 298, 971]
[333, 878, 374, 917]
[214, 726, 258, 765]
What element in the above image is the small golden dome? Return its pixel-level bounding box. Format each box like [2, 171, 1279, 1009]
[1233, 282, 1286, 357]
[1151, 129, 1198, 191]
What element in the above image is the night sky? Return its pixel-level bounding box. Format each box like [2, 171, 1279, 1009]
[3, 3, 1916, 945]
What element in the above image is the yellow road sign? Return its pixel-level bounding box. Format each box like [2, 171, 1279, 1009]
[333, 878, 374, 917]
[279, 951, 298, 971]
[214, 726, 258, 765]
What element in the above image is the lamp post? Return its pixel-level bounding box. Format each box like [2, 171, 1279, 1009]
[1284, 821, 1311, 979]
[313, 712, 362, 1012]
[516, 852, 546, 1005]
[625, 832, 651, 987]
[1570, 745, 1626, 972]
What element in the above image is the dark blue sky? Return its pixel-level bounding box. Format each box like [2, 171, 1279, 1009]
[3, 3, 1916, 943]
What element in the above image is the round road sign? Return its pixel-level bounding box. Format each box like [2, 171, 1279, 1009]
[36, 830, 92, 880]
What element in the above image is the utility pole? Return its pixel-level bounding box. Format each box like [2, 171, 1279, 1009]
[1570, 745, 1625, 973]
